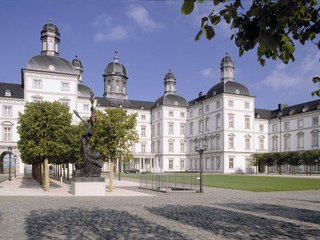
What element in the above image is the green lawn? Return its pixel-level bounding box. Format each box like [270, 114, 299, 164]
[120, 173, 320, 192]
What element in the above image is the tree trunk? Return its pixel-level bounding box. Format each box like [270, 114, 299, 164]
[109, 159, 114, 192]
[305, 164, 308, 175]
[267, 165, 269, 174]
[278, 164, 282, 175]
[67, 164, 70, 180]
[43, 158, 49, 191]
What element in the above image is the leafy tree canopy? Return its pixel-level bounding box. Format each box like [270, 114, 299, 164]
[17, 101, 72, 164]
[181, 0, 320, 96]
[91, 108, 139, 163]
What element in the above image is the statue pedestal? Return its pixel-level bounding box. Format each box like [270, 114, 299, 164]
[71, 177, 105, 196]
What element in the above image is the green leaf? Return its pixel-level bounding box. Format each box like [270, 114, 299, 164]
[209, 15, 221, 25]
[313, 76, 320, 83]
[195, 29, 203, 41]
[203, 24, 215, 40]
[181, 0, 196, 15]
[201, 16, 208, 27]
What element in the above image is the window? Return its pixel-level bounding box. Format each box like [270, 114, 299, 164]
[151, 142, 155, 152]
[3, 106, 12, 116]
[245, 101, 250, 109]
[272, 136, 278, 151]
[3, 126, 12, 142]
[312, 116, 319, 127]
[216, 101, 220, 109]
[312, 130, 319, 148]
[169, 111, 174, 117]
[284, 122, 290, 131]
[190, 110, 193, 117]
[259, 124, 264, 132]
[169, 159, 174, 170]
[211, 158, 215, 170]
[190, 141, 194, 153]
[298, 119, 304, 128]
[141, 114, 146, 120]
[259, 137, 264, 150]
[198, 120, 203, 133]
[157, 112, 160, 118]
[216, 114, 221, 129]
[157, 141, 161, 153]
[205, 158, 209, 170]
[228, 135, 234, 149]
[229, 157, 234, 169]
[33, 79, 42, 89]
[216, 135, 221, 150]
[198, 107, 202, 115]
[141, 143, 146, 153]
[272, 124, 278, 132]
[83, 104, 89, 111]
[205, 117, 209, 131]
[169, 142, 174, 152]
[141, 126, 146, 137]
[180, 142, 185, 153]
[61, 82, 70, 91]
[228, 100, 234, 107]
[205, 104, 209, 112]
[245, 137, 250, 150]
[180, 124, 185, 135]
[157, 122, 161, 136]
[210, 137, 214, 150]
[245, 117, 250, 129]
[180, 112, 185, 118]
[190, 122, 194, 135]
[228, 115, 234, 128]
[152, 114, 155, 120]
[151, 125, 155, 136]
[169, 124, 174, 135]
[216, 156, 221, 170]
[284, 134, 290, 150]
[180, 159, 185, 171]
[297, 132, 304, 149]
[5, 90, 11, 97]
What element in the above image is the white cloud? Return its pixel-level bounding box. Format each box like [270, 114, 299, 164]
[92, 14, 112, 27]
[93, 26, 128, 42]
[126, 5, 162, 31]
[261, 52, 320, 90]
[200, 68, 215, 78]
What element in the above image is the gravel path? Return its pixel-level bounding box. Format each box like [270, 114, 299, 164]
[0, 177, 319, 239]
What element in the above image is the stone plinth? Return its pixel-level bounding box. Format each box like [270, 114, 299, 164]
[71, 177, 105, 196]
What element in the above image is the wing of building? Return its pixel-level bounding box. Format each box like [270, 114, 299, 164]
[0, 23, 319, 175]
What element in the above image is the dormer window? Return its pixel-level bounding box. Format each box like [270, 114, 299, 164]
[302, 106, 308, 112]
[5, 90, 11, 97]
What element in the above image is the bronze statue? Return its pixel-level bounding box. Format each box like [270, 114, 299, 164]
[73, 92, 103, 177]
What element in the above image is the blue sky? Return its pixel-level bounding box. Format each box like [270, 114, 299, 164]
[0, 0, 319, 109]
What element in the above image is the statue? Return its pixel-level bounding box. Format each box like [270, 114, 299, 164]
[73, 92, 103, 177]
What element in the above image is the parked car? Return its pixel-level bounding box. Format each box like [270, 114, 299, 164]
[125, 169, 139, 174]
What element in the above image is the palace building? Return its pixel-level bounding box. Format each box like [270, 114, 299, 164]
[0, 22, 319, 175]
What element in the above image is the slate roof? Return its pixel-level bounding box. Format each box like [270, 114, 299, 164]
[153, 94, 188, 109]
[96, 97, 154, 110]
[207, 81, 250, 98]
[0, 82, 24, 99]
[78, 84, 92, 98]
[255, 99, 320, 120]
[26, 55, 77, 75]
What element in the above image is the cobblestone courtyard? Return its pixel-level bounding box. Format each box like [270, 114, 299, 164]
[0, 178, 320, 239]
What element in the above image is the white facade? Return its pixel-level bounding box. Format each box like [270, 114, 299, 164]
[0, 23, 319, 175]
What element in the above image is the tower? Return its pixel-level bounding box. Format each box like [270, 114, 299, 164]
[40, 19, 60, 56]
[164, 69, 176, 95]
[220, 53, 234, 83]
[72, 55, 83, 82]
[103, 51, 128, 99]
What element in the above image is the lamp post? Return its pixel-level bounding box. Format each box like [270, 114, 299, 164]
[8, 146, 12, 181]
[195, 143, 207, 193]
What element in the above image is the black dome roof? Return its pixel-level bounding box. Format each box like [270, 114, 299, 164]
[164, 70, 176, 80]
[78, 83, 92, 98]
[41, 23, 60, 35]
[104, 62, 128, 79]
[72, 57, 83, 69]
[207, 81, 250, 98]
[153, 94, 188, 109]
[26, 55, 77, 75]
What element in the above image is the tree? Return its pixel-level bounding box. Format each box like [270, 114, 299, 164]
[17, 101, 72, 191]
[91, 108, 138, 191]
[181, 0, 320, 96]
[271, 152, 287, 175]
[286, 151, 302, 175]
[301, 150, 320, 175]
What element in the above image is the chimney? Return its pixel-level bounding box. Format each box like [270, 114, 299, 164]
[278, 103, 288, 111]
[199, 91, 203, 98]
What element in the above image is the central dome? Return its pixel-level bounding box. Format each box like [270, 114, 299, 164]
[104, 62, 127, 79]
[152, 94, 188, 109]
[207, 81, 250, 98]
